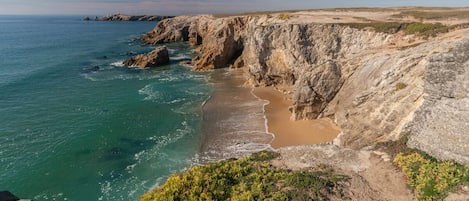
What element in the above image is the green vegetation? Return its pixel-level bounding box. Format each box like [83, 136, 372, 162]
[394, 152, 469, 201]
[341, 22, 404, 34]
[395, 82, 408, 91]
[277, 13, 291, 20]
[404, 22, 448, 36]
[377, 133, 469, 200]
[139, 151, 349, 201]
[341, 22, 450, 37]
[395, 10, 469, 20]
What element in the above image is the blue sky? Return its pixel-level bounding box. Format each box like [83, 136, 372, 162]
[0, 0, 468, 15]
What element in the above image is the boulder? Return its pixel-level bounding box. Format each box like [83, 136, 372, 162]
[123, 46, 169, 68]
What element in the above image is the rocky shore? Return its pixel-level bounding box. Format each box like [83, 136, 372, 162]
[141, 8, 469, 161]
[138, 7, 469, 200]
[83, 14, 174, 21]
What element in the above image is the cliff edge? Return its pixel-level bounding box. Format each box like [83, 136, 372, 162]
[141, 8, 469, 163]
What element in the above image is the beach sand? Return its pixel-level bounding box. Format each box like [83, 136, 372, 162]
[252, 87, 340, 148]
[200, 69, 273, 161]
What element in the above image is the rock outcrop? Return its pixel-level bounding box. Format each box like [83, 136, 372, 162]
[406, 39, 469, 164]
[123, 46, 169, 68]
[141, 14, 469, 161]
[91, 14, 174, 21]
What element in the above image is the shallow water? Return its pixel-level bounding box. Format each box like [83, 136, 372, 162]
[0, 16, 210, 201]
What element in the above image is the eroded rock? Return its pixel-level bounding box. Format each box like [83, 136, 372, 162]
[123, 46, 169, 68]
[141, 14, 467, 154]
[406, 39, 469, 164]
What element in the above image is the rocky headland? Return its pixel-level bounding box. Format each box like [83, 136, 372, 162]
[139, 7, 469, 200]
[83, 14, 174, 21]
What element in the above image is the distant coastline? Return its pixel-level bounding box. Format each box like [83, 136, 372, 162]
[83, 13, 174, 21]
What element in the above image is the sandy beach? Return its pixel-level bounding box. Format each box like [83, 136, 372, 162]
[253, 87, 340, 148]
[200, 69, 273, 161]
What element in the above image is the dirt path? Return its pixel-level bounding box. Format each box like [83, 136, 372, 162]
[272, 145, 415, 201]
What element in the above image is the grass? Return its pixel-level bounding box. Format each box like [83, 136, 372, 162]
[138, 151, 349, 201]
[404, 22, 448, 36]
[340, 22, 451, 37]
[396, 10, 469, 20]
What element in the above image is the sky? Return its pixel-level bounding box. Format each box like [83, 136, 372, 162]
[0, 0, 468, 15]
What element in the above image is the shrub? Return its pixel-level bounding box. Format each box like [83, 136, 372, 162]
[395, 82, 408, 91]
[139, 151, 349, 201]
[394, 152, 469, 201]
[341, 22, 449, 37]
[404, 22, 448, 37]
[277, 13, 290, 20]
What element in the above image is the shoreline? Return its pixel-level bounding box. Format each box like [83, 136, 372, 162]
[199, 67, 341, 161]
[199, 69, 273, 162]
[252, 86, 341, 148]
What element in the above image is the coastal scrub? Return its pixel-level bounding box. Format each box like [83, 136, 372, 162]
[139, 151, 349, 201]
[394, 152, 469, 201]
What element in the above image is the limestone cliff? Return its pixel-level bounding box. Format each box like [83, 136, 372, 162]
[89, 14, 174, 21]
[406, 39, 469, 164]
[142, 14, 469, 162]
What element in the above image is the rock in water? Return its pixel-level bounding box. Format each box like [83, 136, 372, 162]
[123, 46, 169, 68]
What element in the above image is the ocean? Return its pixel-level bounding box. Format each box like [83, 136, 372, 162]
[0, 16, 212, 200]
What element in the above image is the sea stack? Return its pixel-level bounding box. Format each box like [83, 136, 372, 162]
[123, 46, 169, 68]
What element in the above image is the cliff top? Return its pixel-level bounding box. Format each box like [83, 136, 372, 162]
[213, 7, 469, 26]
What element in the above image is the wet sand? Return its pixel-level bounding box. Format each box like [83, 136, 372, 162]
[252, 87, 340, 148]
[200, 69, 273, 162]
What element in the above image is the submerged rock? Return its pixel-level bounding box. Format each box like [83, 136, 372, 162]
[81, 65, 100, 73]
[179, 60, 192, 65]
[123, 46, 169, 68]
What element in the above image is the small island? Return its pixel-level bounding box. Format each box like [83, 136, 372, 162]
[83, 13, 174, 21]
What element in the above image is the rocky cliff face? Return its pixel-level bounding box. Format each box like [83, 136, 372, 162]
[405, 39, 469, 164]
[88, 14, 174, 21]
[142, 15, 468, 161]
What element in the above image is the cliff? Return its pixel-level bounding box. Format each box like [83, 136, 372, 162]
[406, 39, 469, 164]
[141, 11, 469, 163]
[85, 14, 174, 21]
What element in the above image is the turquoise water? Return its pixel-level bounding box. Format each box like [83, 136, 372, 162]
[0, 16, 210, 200]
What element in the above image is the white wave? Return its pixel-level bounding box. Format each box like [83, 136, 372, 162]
[250, 89, 276, 147]
[170, 54, 191, 61]
[167, 98, 186, 104]
[138, 84, 162, 101]
[110, 60, 125, 67]
[229, 142, 272, 153]
[167, 47, 177, 54]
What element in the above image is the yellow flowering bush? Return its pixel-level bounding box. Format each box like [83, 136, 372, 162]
[394, 152, 469, 201]
[139, 151, 349, 201]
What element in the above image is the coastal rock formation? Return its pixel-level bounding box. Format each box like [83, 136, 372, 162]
[406, 39, 469, 164]
[142, 16, 206, 44]
[142, 15, 248, 70]
[142, 14, 469, 160]
[123, 46, 169, 68]
[91, 14, 174, 21]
